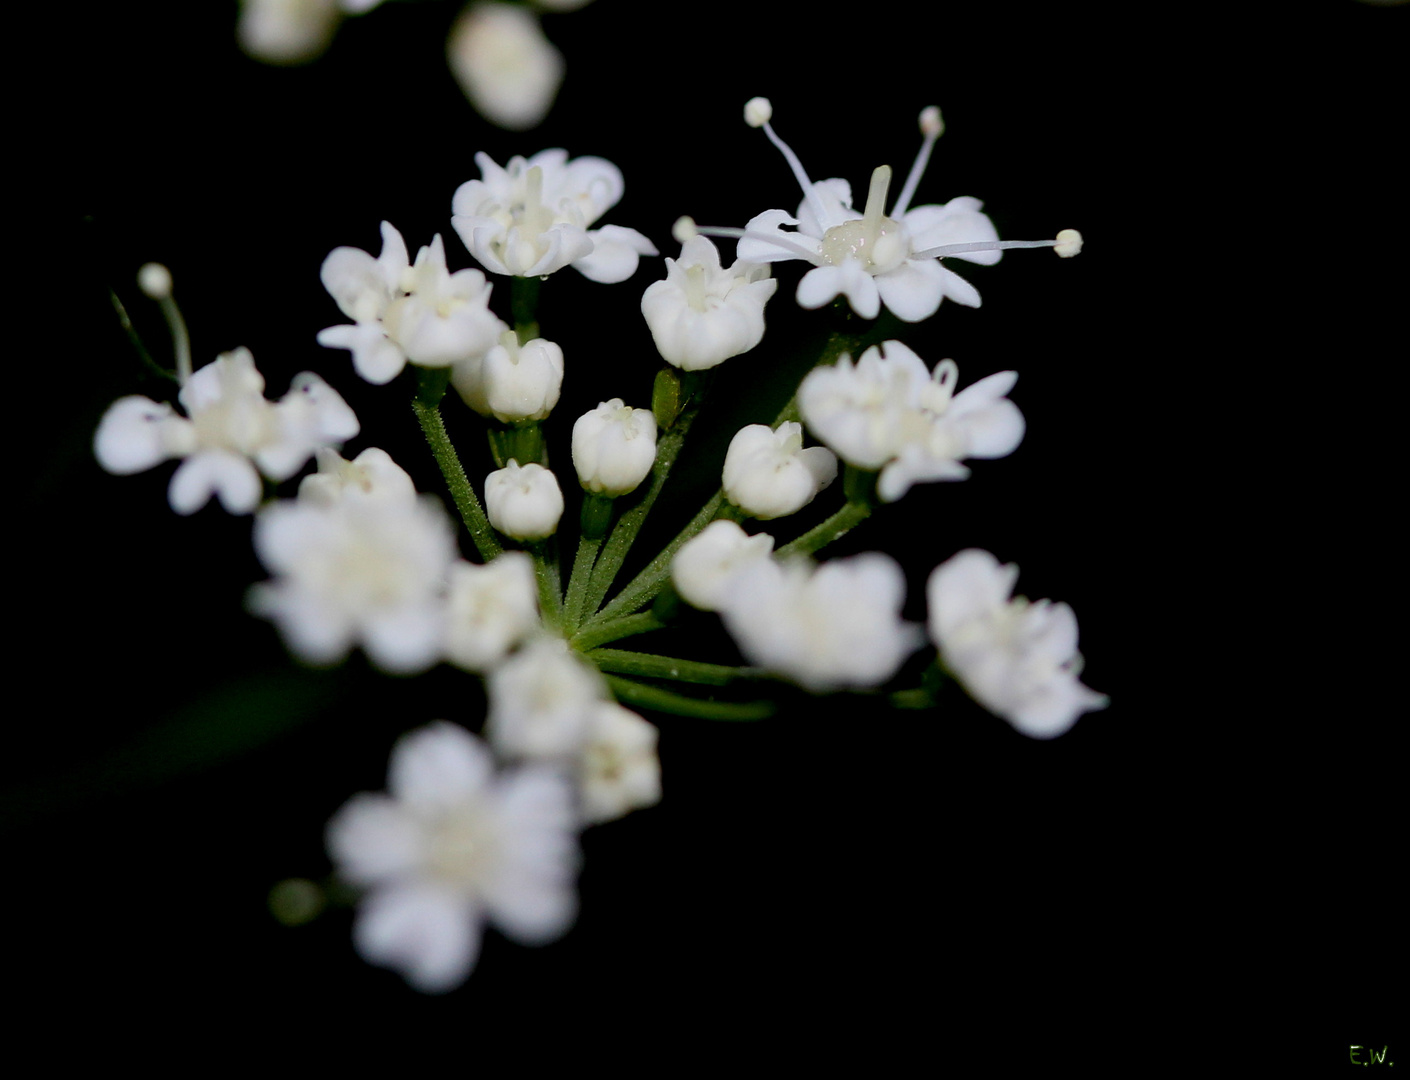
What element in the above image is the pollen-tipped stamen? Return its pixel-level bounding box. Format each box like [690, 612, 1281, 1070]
[891, 106, 944, 219]
[139, 262, 192, 386]
[748, 101, 833, 232]
[911, 232, 1083, 261]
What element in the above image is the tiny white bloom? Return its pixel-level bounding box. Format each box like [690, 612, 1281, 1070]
[718, 553, 921, 692]
[249, 492, 456, 673]
[451, 329, 564, 423]
[722, 422, 837, 520]
[571, 399, 657, 497]
[451, 149, 657, 281]
[327, 722, 579, 993]
[297, 446, 418, 508]
[670, 519, 775, 612]
[578, 703, 661, 825]
[640, 235, 777, 370]
[485, 460, 564, 540]
[927, 549, 1108, 738]
[798, 340, 1023, 503]
[696, 101, 1079, 321]
[443, 552, 541, 672]
[94, 347, 358, 515]
[318, 223, 504, 384]
[447, 3, 564, 131]
[487, 637, 605, 759]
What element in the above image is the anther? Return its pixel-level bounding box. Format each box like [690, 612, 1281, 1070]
[744, 97, 772, 128]
[1054, 229, 1083, 258]
[673, 216, 699, 244]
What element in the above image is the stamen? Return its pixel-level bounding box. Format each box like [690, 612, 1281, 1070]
[892, 105, 944, 219]
[689, 223, 826, 266]
[744, 98, 832, 232]
[672, 216, 698, 244]
[911, 237, 1079, 260]
[1054, 229, 1084, 258]
[139, 262, 192, 386]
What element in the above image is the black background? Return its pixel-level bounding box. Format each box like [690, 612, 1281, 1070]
[17, 0, 1403, 1066]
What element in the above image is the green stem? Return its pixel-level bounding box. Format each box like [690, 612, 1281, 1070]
[570, 612, 664, 653]
[587, 648, 764, 686]
[775, 500, 872, 560]
[412, 370, 501, 562]
[588, 489, 724, 628]
[581, 401, 701, 618]
[530, 540, 563, 631]
[604, 675, 776, 721]
[563, 531, 604, 634]
[511, 275, 541, 342]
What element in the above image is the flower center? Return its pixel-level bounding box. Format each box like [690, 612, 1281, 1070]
[425, 803, 498, 890]
[818, 166, 910, 275]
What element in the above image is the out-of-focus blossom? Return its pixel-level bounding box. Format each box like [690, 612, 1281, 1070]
[640, 234, 776, 370]
[327, 722, 579, 993]
[718, 553, 921, 692]
[486, 637, 605, 759]
[448, 2, 564, 131]
[670, 519, 775, 612]
[443, 552, 541, 671]
[927, 549, 1108, 738]
[94, 347, 357, 515]
[452, 150, 657, 281]
[578, 703, 661, 825]
[298, 446, 417, 507]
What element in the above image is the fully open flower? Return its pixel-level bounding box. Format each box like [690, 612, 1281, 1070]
[327, 722, 579, 993]
[451, 149, 657, 281]
[928, 549, 1107, 738]
[692, 100, 1080, 322]
[94, 347, 358, 514]
[798, 340, 1023, 502]
[318, 223, 504, 384]
[640, 234, 776, 370]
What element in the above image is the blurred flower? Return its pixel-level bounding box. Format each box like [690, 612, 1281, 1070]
[94, 347, 358, 515]
[927, 549, 1108, 738]
[670, 519, 775, 612]
[486, 638, 605, 759]
[444, 552, 541, 671]
[448, 2, 564, 131]
[578, 703, 661, 825]
[327, 722, 579, 992]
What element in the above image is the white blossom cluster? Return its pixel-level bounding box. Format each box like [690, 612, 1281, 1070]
[94, 96, 1103, 993]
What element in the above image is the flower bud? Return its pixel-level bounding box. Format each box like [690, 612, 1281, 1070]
[722, 422, 837, 519]
[571, 399, 658, 497]
[464, 330, 564, 423]
[485, 459, 564, 539]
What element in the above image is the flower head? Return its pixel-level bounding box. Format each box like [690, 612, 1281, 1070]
[798, 340, 1023, 502]
[318, 223, 504, 384]
[927, 549, 1107, 738]
[571, 399, 657, 497]
[694, 101, 1080, 321]
[717, 553, 921, 692]
[670, 519, 775, 612]
[485, 460, 564, 540]
[640, 234, 776, 370]
[722, 422, 837, 520]
[327, 722, 579, 992]
[94, 347, 358, 514]
[451, 150, 657, 281]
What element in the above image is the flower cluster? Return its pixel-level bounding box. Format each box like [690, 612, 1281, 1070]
[95, 97, 1102, 993]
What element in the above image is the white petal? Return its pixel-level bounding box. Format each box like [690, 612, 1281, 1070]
[388, 722, 493, 810]
[355, 884, 481, 993]
[93, 396, 180, 475]
[168, 451, 262, 515]
[874, 259, 946, 323]
[573, 225, 658, 284]
[937, 264, 982, 308]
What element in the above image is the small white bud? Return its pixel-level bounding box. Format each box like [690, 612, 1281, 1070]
[572, 399, 658, 497]
[672, 216, 698, 245]
[485, 460, 564, 540]
[138, 262, 173, 300]
[744, 97, 773, 128]
[919, 105, 944, 138]
[1054, 229, 1084, 258]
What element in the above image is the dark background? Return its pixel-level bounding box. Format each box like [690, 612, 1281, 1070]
[17, 0, 1402, 1065]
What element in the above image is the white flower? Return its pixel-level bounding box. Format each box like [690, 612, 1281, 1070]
[704, 101, 1079, 321]
[487, 637, 605, 759]
[640, 235, 777, 370]
[94, 347, 358, 515]
[578, 703, 661, 825]
[571, 399, 657, 497]
[451, 149, 657, 281]
[717, 553, 921, 692]
[485, 460, 564, 540]
[447, 3, 564, 131]
[798, 340, 1023, 503]
[237, 0, 340, 65]
[297, 446, 418, 508]
[670, 519, 775, 612]
[451, 329, 564, 423]
[248, 491, 456, 673]
[722, 422, 837, 520]
[318, 223, 504, 384]
[444, 552, 541, 672]
[927, 549, 1108, 738]
[326, 722, 579, 993]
